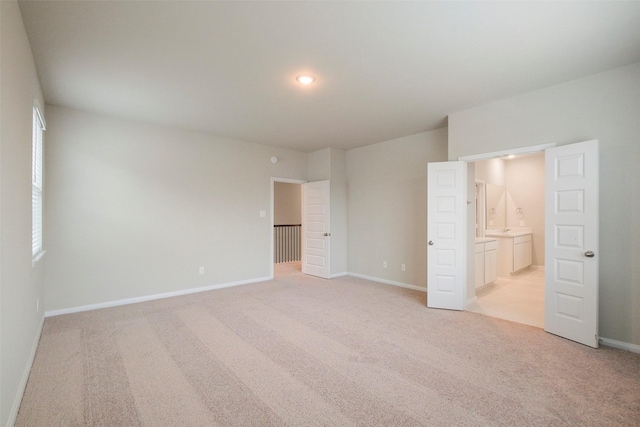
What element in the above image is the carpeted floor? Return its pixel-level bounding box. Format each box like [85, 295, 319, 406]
[16, 271, 640, 426]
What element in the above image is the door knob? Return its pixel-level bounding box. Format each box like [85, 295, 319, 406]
[428, 240, 434, 246]
[324, 233, 331, 237]
[585, 250, 595, 258]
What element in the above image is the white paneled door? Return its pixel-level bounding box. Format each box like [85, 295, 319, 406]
[545, 140, 599, 348]
[427, 162, 467, 310]
[302, 180, 330, 279]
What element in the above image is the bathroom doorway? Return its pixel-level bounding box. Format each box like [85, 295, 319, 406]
[429, 140, 599, 346]
[468, 152, 546, 328]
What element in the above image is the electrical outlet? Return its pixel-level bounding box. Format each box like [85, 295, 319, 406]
[199, 266, 205, 275]
[383, 261, 388, 269]
[520, 220, 524, 226]
[401, 264, 406, 272]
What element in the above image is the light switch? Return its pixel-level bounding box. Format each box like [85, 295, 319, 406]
[259, 210, 266, 218]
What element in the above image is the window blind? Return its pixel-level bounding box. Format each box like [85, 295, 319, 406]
[32, 107, 45, 257]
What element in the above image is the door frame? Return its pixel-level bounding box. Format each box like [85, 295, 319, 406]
[458, 142, 556, 307]
[458, 143, 556, 163]
[458, 140, 600, 347]
[270, 177, 306, 279]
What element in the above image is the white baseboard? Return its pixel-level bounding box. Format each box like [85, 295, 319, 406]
[529, 265, 545, 270]
[330, 271, 349, 279]
[348, 272, 426, 293]
[599, 337, 640, 353]
[7, 314, 45, 427]
[45, 276, 271, 317]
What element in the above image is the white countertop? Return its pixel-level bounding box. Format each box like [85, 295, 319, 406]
[485, 228, 532, 238]
[475, 237, 498, 243]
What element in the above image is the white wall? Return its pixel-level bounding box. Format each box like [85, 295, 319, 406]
[346, 129, 448, 288]
[0, 2, 46, 425]
[274, 182, 301, 225]
[44, 106, 308, 312]
[449, 62, 640, 346]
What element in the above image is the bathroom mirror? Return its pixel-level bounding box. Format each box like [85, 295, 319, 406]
[486, 184, 506, 228]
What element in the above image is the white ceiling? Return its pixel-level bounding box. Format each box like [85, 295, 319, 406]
[18, 1, 640, 152]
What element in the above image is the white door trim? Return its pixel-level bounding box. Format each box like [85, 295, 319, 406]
[462, 142, 554, 306]
[270, 177, 306, 279]
[458, 143, 555, 162]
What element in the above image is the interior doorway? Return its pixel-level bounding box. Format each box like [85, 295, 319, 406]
[271, 178, 304, 278]
[467, 152, 546, 328]
[429, 140, 599, 347]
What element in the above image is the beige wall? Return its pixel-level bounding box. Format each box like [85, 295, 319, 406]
[505, 153, 545, 265]
[346, 129, 448, 288]
[274, 182, 301, 225]
[449, 62, 640, 346]
[329, 148, 348, 276]
[0, 2, 47, 425]
[43, 106, 307, 312]
[476, 154, 545, 266]
[306, 148, 348, 276]
[475, 158, 505, 187]
[308, 148, 330, 182]
[476, 159, 506, 228]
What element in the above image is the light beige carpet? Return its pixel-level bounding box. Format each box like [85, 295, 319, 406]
[16, 272, 640, 426]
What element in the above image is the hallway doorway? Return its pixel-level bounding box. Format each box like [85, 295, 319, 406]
[272, 179, 303, 278]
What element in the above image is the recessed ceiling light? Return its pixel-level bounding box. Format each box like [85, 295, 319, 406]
[296, 74, 316, 85]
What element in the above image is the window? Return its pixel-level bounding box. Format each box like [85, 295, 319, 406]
[32, 106, 46, 261]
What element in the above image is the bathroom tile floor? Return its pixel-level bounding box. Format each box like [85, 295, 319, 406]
[467, 267, 545, 328]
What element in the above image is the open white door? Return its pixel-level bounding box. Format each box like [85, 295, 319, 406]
[545, 140, 599, 348]
[427, 162, 467, 310]
[302, 180, 330, 279]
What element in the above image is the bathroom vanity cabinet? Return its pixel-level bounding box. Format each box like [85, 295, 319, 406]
[493, 234, 532, 275]
[475, 239, 498, 289]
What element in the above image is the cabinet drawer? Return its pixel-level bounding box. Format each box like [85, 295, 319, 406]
[475, 243, 484, 254]
[514, 234, 532, 245]
[484, 240, 498, 251]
